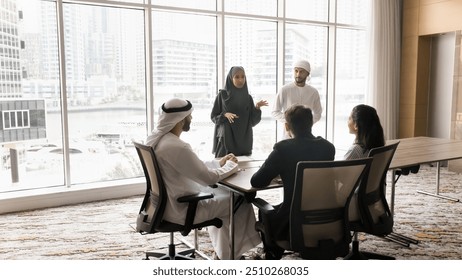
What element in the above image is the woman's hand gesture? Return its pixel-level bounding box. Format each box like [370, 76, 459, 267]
[256, 100, 268, 110]
[224, 112, 239, 123]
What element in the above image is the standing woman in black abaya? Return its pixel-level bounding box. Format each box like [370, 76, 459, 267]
[211, 66, 268, 158]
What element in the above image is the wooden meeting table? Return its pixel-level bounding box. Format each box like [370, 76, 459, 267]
[217, 158, 282, 260]
[385, 137, 462, 246]
[217, 137, 462, 257]
[388, 136, 462, 213]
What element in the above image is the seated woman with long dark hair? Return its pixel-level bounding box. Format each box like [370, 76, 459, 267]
[344, 104, 385, 160]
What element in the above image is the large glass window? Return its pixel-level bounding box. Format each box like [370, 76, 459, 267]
[0, 1, 147, 191]
[337, 0, 369, 25]
[224, 0, 277, 17]
[333, 27, 368, 153]
[64, 4, 146, 185]
[1, 0, 370, 196]
[151, 11, 216, 159]
[283, 23, 328, 140]
[1, 0, 64, 189]
[153, 0, 216, 10]
[224, 17, 277, 158]
[285, 0, 328, 22]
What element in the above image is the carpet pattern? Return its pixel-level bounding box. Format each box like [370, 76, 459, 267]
[1, 165, 462, 260]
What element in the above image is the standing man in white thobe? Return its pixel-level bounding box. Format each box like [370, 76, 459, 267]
[272, 59, 322, 140]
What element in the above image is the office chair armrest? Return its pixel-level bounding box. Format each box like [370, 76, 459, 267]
[177, 192, 215, 236]
[253, 198, 280, 253]
[177, 192, 214, 203]
[252, 197, 275, 214]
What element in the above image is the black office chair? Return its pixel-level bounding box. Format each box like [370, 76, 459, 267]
[133, 142, 222, 260]
[253, 158, 372, 260]
[345, 142, 400, 260]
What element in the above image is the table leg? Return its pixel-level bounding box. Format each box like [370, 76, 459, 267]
[390, 169, 396, 216]
[416, 162, 460, 202]
[229, 191, 235, 260]
[386, 169, 418, 246]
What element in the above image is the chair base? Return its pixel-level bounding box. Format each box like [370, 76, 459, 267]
[144, 244, 196, 260]
[344, 250, 395, 260]
[344, 240, 395, 260]
[383, 231, 419, 247]
[143, 231, 203, 260]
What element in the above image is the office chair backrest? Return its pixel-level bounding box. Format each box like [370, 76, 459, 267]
[290, 158, 372, 259]
[356, 141, 399, 235]
[134, 142, 166, 234]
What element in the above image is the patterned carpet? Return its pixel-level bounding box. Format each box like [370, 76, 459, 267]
[1, 164, 462, 260]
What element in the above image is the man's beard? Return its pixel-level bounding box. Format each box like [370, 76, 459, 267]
[295, 77, 306, 84]
[182, 121, 191, 132]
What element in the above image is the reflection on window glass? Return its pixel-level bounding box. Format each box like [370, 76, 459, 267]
[284, 23, 328, 140]
[224, 0, 277, 16]
[333, 28, 367, 153]
[152, 11, 216, 160]
[285, 0, 328, 22]
[224, 17, 277, 157]
[1, 0, 64, 190]
[64, 4, 146, 185]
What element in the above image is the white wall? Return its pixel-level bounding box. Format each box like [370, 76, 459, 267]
[428, 32, 456, 138]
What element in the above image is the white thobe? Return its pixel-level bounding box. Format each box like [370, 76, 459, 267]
[153, 133, 261, 259]
[272, 82, 322, 139]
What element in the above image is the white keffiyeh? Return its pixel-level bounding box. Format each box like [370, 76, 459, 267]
[146, 98, 193, 147]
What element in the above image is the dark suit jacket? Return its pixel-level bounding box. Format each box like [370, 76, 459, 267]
[251, 135, 335, 241]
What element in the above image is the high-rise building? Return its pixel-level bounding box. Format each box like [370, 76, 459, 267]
[1, 1, 46, 145]
[0, 0, 22, 99]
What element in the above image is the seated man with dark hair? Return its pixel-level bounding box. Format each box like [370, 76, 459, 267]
[251, 104, 335, 259]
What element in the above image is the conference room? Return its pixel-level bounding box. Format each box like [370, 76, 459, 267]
[1, 0, 462, 263]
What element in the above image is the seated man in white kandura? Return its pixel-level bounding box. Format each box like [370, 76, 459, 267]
[146, 97, 261, 260]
